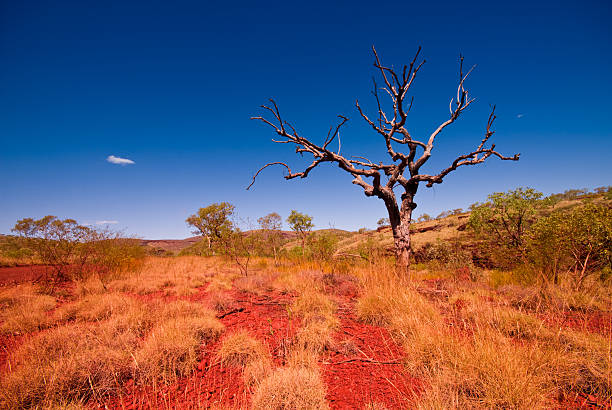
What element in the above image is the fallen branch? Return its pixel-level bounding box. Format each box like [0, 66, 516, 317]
[216, 307, 245, 319]
[327, 358, 401, 365]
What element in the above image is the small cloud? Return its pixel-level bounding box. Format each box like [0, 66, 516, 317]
[106, 155, 134, 165]
[96, 220, 118, 225]
[516, 114, 524, 119]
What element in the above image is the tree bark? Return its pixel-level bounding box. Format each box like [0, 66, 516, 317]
[384, 189, 416, 273]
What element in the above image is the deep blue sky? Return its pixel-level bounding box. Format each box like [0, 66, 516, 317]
[1, 0, 611, 238]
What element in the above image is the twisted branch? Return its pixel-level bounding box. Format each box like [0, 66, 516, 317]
[249, 47, 519, 205]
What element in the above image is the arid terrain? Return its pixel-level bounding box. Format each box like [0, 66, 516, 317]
[0, 190, 610, 409]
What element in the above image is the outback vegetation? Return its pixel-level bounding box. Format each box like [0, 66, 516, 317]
[0, 186, 610, 409]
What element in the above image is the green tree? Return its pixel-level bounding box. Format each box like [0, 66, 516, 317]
[220, 227, 259, 276]
[310, 232, 338, 265]
[287, 210, 314, 249]
[12, 216, 93, 284]
[528, 203, 612, 287]
[258, 212, 283, 264]
[11, 216, 142, 288]
[186, 202, 235, 253]
[469, 187, 543, 249]
[417, 213, 432, 222]
[376, 218, 390, 228]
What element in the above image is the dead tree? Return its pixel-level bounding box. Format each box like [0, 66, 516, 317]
[248, 47, 519, 270]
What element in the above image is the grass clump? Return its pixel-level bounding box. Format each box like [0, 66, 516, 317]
[216, 330, 273, 387]
[291, 290, 338, 354]
[251, 367, 329, 410]
[55, 292, 134, 323]
[109, 256, 214, 296]
[0, 284, 56, 334]
[206, 290, 234, 312]
[0, 322, 136, 408]
[216, 330, 270, 367]
[134, 314, 224, 384]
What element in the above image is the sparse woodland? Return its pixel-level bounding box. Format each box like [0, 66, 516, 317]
[0, 186, 610, 409]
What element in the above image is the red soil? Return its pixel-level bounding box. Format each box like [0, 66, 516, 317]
[0, 265, 52, 284]
[540, 310, 612, 336]
[99, 285, 422, 409]
[105, 289, 301, 409]
[322, 300, 422, 409]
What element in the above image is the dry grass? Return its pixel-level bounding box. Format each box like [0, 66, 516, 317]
[206, 289, 235, 312]
[0, 283, 225, 407]
[55, 292, 136, 322]
[215, 330, 274, 387]
[216, 330, 270, 367]
[0, 322, 136, 408]
[234, 274, 274, 294]
[251, 367, 329, 410]
[243, 357, 274, 387]
[134, 300, 225, 384]
[2, 252, 609, 408]
[73, 276, 107, 297]
[0, 283, 56, 334]
[134, 314, 224, 384]
[285, 346, 320, 370]
[354, 263, 612, 408]
[109, 256, 222, 296]
[291, 289, 339, 354]
[292, 289, 336, 322]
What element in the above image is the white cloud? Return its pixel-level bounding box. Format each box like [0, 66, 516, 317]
[516, 114, 524, 118]
[96, 220, 118, 225]
[106, 155, 135, 165]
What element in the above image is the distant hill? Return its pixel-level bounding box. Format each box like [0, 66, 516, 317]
[139, 237, 203, 254]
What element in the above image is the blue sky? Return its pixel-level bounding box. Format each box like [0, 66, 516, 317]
[1, 0, 611, 238]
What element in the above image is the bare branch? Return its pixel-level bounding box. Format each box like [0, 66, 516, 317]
[410, 109, 520, 187]
[250, 48, 519, 270]
[247, 162, 293, 190]
[413, 55, 479, 173]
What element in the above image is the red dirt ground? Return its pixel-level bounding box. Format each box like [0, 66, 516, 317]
[2, 269, 608, 409]
[322, 299, 422, 409]
[0, 265, 52, 284]
[99, 285, 422, 409]
[104, 289, 302, 409]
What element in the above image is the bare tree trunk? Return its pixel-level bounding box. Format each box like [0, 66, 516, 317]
[393, 221, 412, 271]
[384, 191, 415, 273]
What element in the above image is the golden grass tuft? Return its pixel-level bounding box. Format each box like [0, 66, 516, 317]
[134, 315, 224, 384]
[353, 263, 612, 408]
[216, 330, 270, 368]
[243, 357, 274, 387]
[234, 274, 274, 294]
[290, 289, 339, 354]
[285, 346, 320, 370]
[109, 256, 218, 296]
[55, 292, 135, 323]
[251, 367, 329, 410]
[294, 318, 338, 354]
[292, 289, 336, 323]
[0, 322, 136, 408]
[0, 284, 56, 334]
[206, 289, 234, 312]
